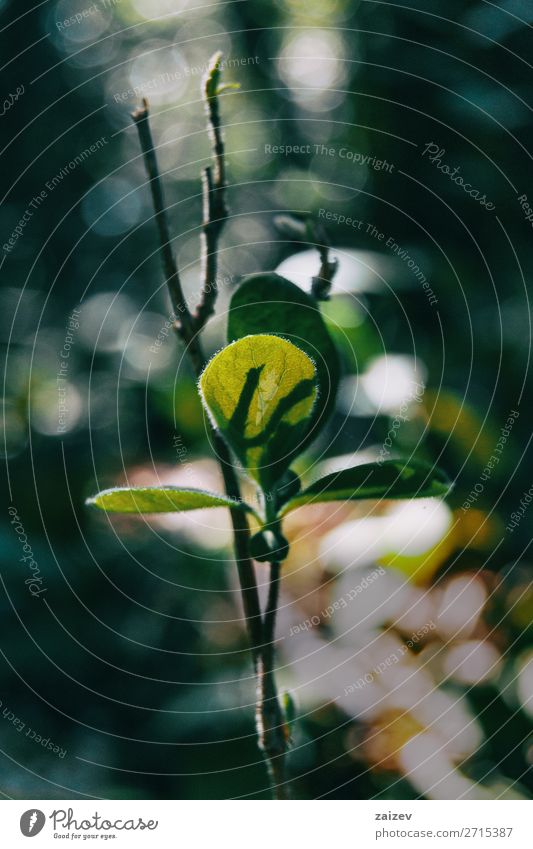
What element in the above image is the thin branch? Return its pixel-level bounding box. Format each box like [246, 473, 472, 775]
[256, 559, 290, 799]
[131, 95, 263, 667]
[273, 214, 338, 301]
[203, 51, 229, 212]
[215, 434, 263, 666]
[193, 52, 231, 331]
[131, 99, 193, 342]
[310, 221, 338, 301]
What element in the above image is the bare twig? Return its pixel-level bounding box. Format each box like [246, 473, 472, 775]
[193, 52, 231, 331]
[310, 221, 338, 301]
[203, 52, 229, 211]
[274, 214, 338, 301]
[131, 99, 194, 342]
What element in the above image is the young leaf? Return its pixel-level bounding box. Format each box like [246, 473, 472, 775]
[280, 459, 451, 515]
[87, 486, 254, 514]
[227, 273, 339, 446]
[199, 334, 318, 490]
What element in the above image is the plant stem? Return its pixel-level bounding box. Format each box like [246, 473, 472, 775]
[131, 99, 194, 343]
[131, 81, 290, 800]
[273, 213, 338, 301]
[311, 221, 338, 301]
[256, 560, 290, 799]
[214, 435, 263, 666]
[194, 53, 230, 330]
[131, 99, 263, 661]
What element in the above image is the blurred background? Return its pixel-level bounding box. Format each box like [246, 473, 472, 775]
[1, 0, 532, 799]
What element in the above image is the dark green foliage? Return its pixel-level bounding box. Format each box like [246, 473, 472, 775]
[228, 273, 341, 447]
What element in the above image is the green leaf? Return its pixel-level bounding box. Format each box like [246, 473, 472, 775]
[87, 486, 253, 514]
[281, 459, 451, 515]
[199, 334, 318, 490]
[227, 273, 340, 446]
[216, 82, 240, 94]
[204, 51, 223, 100]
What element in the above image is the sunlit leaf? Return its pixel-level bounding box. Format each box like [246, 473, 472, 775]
[281, 459, 451, 515]
[227, 273, 339, 446]
[87, 486, 253, 514]
[199, 334, 318, 490]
